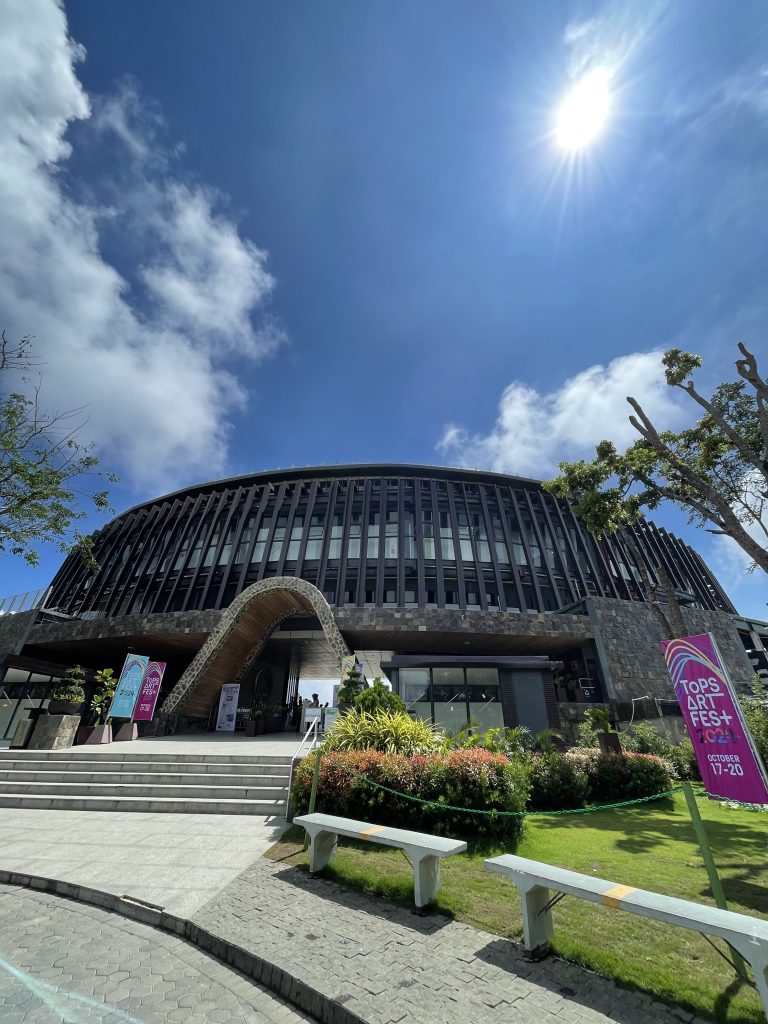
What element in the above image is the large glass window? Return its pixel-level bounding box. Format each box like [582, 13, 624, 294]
[472, 514, 491, 562]
[268, 516, 288, 562]
[431, 667, 466, 731]
[456, 513, 473, 561]
[466, 667, 503, 730]
[384, 511, 398, 558]
[491, 515, 510, 564]
[191, 516, 215, 573]
[402, 512, 416, 558]
[284, 515, 303, 561]
[202, 518, 224, 567]
[304, 513, 325, 559]
[400, 669, 430, 720]
[348, 518, 361, 558]
[173, 530, 193, 570]
[439, 512, 456, 561]
[327, 513, 343, 559]
[507, 525, 527, 566]
[524, 519, 542, 568]
[399, 666, 503, 732]
[251, 520, 270, 563]
[218, 515, 241, 565]
[367, 511, 380, 558]
[422, 510, 436, 559]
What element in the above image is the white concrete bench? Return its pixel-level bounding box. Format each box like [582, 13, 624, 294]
[486, 854, 768, 1019]
[294, 812, 467, 908]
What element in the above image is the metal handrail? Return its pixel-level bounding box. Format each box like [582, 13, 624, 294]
[284, 717, 320, 818]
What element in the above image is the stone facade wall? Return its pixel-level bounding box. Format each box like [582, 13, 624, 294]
[26, 609, 223, 648]
[335, 607, 594, 642]
[0, 610, 38, 662]
[587, 597, 754, 704]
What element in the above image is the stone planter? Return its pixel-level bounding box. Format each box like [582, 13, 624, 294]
[245, 720, 259, 737]
[85, 723, 112, 744]
[48, 700, 83, 716]
[114, 722, 138, 742]
[598, 732, 622, 755]
[28, 714, 80, 750]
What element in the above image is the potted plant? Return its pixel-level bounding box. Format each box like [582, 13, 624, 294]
[584, 707, 622, 754]
[265, 704, 284, 732]
[48, 666, 86, 716]
[85, 667, 116, 744]
[245, 705, 265, 737]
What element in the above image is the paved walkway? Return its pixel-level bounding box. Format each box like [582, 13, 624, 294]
[0, 883, 311, 1023]
[191, 856, 701, 1024]
[0, 808, 287, 917]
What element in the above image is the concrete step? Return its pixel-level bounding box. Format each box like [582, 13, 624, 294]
[0, 769, 291, 787]
[0, 781, 288, 800]
[0, 749, 295, 766]
[0, 793, 286, 815]
[0, 759, 291, 777]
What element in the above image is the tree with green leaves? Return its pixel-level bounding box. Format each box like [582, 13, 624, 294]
[0, 331, 116, 570]
[545, 343, 768, 635]
[337, 663, 365, 711]
[353, 677, 406, 715]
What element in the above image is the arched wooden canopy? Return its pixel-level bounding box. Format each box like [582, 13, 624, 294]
[159, 577, 351, 720]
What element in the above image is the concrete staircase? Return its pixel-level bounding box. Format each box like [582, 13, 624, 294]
[0, 749, 292, 815]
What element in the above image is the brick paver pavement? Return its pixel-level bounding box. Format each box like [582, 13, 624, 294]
[193, 857, 702, 1024]
[0, 884, 312, 1023]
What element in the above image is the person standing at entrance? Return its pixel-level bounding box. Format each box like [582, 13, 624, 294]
[291, 694, 302, 732]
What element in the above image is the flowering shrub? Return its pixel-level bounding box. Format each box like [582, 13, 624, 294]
[292, 747, 531, 841]
[565, 749, 673, 803]
[528, 752, 590, 810]
[664, 737, 700, 781]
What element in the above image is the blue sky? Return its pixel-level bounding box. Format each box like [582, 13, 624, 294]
[1, 0, 767, 620]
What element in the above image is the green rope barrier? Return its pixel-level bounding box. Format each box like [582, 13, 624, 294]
[693, 788, 768, 812]
[332, 762, 684, 817]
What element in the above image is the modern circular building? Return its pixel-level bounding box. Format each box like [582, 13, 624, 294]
[1, 464, 760, 741]
[46, 463, 733, 619]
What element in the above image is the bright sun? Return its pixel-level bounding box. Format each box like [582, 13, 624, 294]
[555, 67, 613, 151]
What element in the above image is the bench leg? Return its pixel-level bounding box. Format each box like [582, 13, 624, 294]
[754, 964, 768, 1024]
[412, 853, 440, 909]
[732, 941, 768, 1021]
[307, 829, 337, 873]
[519, 883, 554, 960]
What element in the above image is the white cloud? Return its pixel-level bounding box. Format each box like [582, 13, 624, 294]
[0, 0, 283, 488]
[437, 350, 686, 478]
[562, 2, 670, 78]
[140, 184, 277, 353]
[91, 78, 161, 161]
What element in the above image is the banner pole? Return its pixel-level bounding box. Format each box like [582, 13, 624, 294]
[681, 782, 748, 979]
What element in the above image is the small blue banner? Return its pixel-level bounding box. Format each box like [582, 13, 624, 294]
[108, 653, 149, 719]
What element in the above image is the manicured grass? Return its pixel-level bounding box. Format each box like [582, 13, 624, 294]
[266, 794, 768, 1023]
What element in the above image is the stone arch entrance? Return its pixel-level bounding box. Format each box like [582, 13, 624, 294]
[159, 577, 351, 721]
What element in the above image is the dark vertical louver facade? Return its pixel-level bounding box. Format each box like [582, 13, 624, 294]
[47, 465, 735, 619]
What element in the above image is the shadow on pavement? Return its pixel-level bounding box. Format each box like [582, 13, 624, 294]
[272, 862, 454, 934]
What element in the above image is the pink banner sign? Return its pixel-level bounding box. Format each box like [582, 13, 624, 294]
[132, 661, 167, 722]
[661, 633, 768, 804]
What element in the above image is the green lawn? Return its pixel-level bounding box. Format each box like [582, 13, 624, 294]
[267, 794, 768, 1023]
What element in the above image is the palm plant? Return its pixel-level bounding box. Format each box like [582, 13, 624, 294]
[322, 708, 444, 755]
